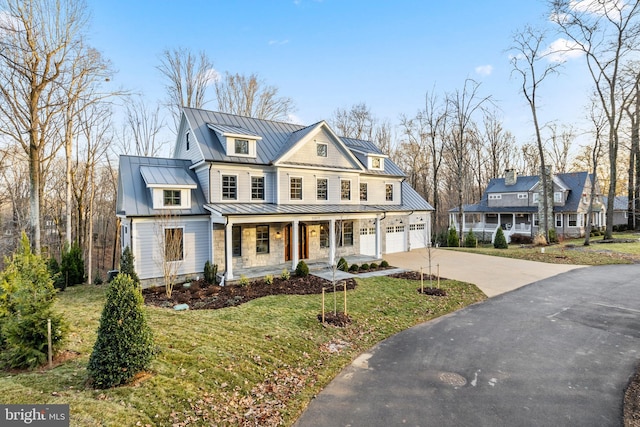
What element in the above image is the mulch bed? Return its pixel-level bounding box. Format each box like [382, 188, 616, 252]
[625, 368, 640, 427]
[143, 275, 357, 310]
[317, 312, 351, 327]
[387, 271, 448, 296]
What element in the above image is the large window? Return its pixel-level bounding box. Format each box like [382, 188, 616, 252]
[317, 143, 327, 157]
[337, 221, 353, 247]
[385, 184, 393, 201]
[317, 178, 328, 200]
[251, 176, 264, 200]
[222, 175, 237, 200]
[164, 228, 184, 262]
[360, 183, 367, 201]
[232, 225, 241, 257]
[533, 214, 539, 226]
[320, 223, 329, 248]
[554, 192, 563, 203]
[235, 139, 249, 155]
[341, 180, 351, 200]
[290, 177, 302, 200]
[256, 225, 269, 254]
[555, 213, 563, 228]
[163, 190, 181, 207]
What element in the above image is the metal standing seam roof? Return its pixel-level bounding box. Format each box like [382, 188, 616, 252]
[117, 155, 208, 217]
[604, 196, 629, 211]
[139, 165, 198, 188]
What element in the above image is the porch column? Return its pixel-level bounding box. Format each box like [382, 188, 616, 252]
[225, 220, 234, 280]
[512, 213, 516, 231]
[292, 219, 299, 271]
[329, 219, 336, 266]
[209, 216, 214, 265]
[462, 212, 466, 231]
[375, 215, 382, 259]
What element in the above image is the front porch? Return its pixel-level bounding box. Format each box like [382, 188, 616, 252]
[226, 254, 386, 285]
[449, 212, 533, 243]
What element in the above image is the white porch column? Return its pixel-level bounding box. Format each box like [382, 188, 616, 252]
[225, 220, 233, 280]
[209, 216, 214, 265]
[375, 215, 382, 259]
[292, 219, 299, 270]
[512, 213, 516, 230]
[462, 212, 466, 231]
[329, 219, 336, 265]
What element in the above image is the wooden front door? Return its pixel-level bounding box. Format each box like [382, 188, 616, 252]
[284, 223, 308, 261]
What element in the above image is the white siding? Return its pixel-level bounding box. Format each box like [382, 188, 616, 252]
[360, 176, 403, 205]
[277, 168, 361, 204]
[195, 165, 210, 203]
[174, 123, 204, 164]
[132, 216, 210, 281]
[210, 165, 272, 203]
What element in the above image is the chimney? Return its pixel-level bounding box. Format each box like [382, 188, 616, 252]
[505, 169, 517, 186]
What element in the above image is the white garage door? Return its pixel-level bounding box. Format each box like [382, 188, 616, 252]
[410, 223, 428, 249]
[385, 225, 406, 253]
[360, 227, 376, 256]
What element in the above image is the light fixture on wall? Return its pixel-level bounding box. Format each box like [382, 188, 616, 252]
[311, 230, 317, 237]
[275, 231, 282, 239]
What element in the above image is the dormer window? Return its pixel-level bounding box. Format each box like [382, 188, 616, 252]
[163, 190, 181, 207]
[317, 143, 328, 157]
[186, 132, 190, 151]
[235, 139, 249, 155]
[371, 157, 381, 169]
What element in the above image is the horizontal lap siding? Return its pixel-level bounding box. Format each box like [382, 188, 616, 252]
[133, 217, 210, 280]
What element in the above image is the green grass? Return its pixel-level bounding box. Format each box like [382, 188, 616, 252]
[451, 232, 640, 265]
[0, 277, 485, 426]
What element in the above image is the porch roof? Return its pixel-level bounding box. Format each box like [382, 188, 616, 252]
[205, 203, 423, 216]
[449, 204, 538, 214]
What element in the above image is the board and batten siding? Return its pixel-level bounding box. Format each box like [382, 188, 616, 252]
[132, 216, 210, 281]
[284, 128, 359, 169]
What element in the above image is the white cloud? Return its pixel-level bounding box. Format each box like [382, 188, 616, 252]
[268, 39, 290, 46]
[201, 68, 221, 86]
[287, 113, 304, 124]
[475, 65, 493, 76]
[543, 37, 585, 63]
[570, 0, 624, 15]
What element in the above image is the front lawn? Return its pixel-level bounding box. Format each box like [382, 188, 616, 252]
[0, 276, 485, 426]
[450, 232, 640, 265]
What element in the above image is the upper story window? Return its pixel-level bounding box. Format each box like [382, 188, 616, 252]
[186, 132, 190, 151]
[317, 178, 328, 200]
[317, 143, 328, 157]
[251, 176, 264, 200]
[290, 177, 302, 200]
[554, 192, 563, 203]
[370, 157, 382, 169]
[341, 180, 351, 200]
[360, 183, 367, 201]
[533, 193, 539, 203]
[163, 190, 181, 207]
[222, 175, 237, 200]
[235, 139, 249, 155]
[518, 193, 528, 199]
[385, 184, 393, 201]
[488, 194, 502, 200]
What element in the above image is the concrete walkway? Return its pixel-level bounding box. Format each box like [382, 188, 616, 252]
[384, 248, 584, 297]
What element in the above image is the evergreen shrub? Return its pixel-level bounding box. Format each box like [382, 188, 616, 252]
[494, 228, 508, 249]
[295, 260, 309, 277]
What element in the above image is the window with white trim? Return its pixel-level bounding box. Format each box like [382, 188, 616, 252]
[163, 189, 181, 207]
[360, 183, 367, 201]
[488, 194, 502, 200]
[533, 193, 539, 203]
[555, 213, 562, 228]
[251, 176, 264, 200]
[385, 184, 393, 201]
[320, 223, 329, 248]
[341, 180, 351, 201]
[533, 214, 539, 226]
[518, 193, 528, 199]
[568, 214, 578, 227]
[317, 143, 327, 157]
[290, 177, 302, 200]
[317, 178, 328, 200]
[256, 225, 269, 253]
[222, 175, 237, 200]
[554, 192, 563, 203]
[235, 139, 249, 155]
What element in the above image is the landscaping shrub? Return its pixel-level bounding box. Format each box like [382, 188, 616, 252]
[203, 261, 217, 285]
[93, 273, 103, 286]
[337, 257, 348, 271]
[548, 228, 558, 244]
[60, 242, 85, 287]
[281, 269, 290, 280]
[295, 260, 309, 277]
[464, 229, 477, 248]
[360, 263, 370, 271]
[87, 274, 154, 389]
[533, 232, 547, 246]
[239, 275, 249, 286]
[370, 262, 378, 269]
[447, 226, 459, 247]
[47, 257, 66, 290]
[264, 274, 273, 285]
[0, 233, 67, 370]
[348, 264, 359, 272]
[435, 230, 448, 247]
[380, 260, 389, 268]
[493, 227, 508, 249]
[120, 246, 139, 285]
[510, 234, 533, 245]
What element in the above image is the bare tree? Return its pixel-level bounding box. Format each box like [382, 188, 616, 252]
[118, 96, 168, 157]
[446, 79, 492, 246]
[0, 0, 89, 253]
[622, 65, 640, 230]
[215, 72, 294, 121]
[550, 0, 640, 239]
[157, 47, 214, 131]
[331, 103, 377, 140]
[546, 123, 575, 173]
[483, 109, 516, 180]
[584, 98, 606, 246]
[510, 25, 563, 243]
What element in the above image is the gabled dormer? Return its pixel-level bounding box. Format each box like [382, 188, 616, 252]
[207, 123, 262, 158]
[366, 153, 388, 171]
[140, 165, 198, 209]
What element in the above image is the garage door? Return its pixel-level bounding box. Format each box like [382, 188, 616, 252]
[410, 223, 427, 249]
[360, 227, 376, 256]
[385, 225, 406, 253]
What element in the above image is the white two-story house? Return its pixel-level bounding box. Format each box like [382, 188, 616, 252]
[117, 108, 433, 285]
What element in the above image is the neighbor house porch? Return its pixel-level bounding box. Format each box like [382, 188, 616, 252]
[449, 211, 534, 243]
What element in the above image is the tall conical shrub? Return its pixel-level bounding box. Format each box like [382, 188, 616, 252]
[447, 226, 459, 247]
[119, 246, 139, 284]
[494, 227, 508, 249]
[88, 274, 154, 388]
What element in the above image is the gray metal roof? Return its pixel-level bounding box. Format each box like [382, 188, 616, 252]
[604, 196, 629, 211]
[207, 123, 262, 139]
[140, 165, 198, 188]
[206, 202, 430, 217]
[117, 155, 208, 217]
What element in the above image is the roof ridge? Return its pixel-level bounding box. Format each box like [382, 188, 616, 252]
[183, 106, 304, 127]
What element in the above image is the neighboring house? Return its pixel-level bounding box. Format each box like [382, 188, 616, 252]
[117, 108, 433, 286]
[604, 196, 630, 227]
[449, 169, 605, 242]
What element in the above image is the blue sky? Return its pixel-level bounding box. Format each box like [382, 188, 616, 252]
[87, 0, 594, 150]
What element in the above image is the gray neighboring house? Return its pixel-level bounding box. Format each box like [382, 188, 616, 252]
[117, 108, 433, 286]
[604, 196, 630, 227]
[449, 169, 606, 242]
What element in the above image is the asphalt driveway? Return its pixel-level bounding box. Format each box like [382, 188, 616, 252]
[294, 264, 640, 426]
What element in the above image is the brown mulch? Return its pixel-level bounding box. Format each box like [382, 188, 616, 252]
[625, 368, 640, 427]
[317, 312, 351, 327]
[387, 271, 447, 281]
[143, 275, 357, 310]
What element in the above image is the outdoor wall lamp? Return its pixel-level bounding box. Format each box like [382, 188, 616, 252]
[310, 230, 317, 237]
[275, 231, 282, 238]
